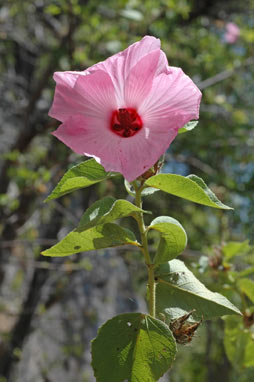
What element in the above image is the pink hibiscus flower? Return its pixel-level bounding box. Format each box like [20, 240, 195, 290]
[49, 36, 201, 181]
[225, 22, 240, 44]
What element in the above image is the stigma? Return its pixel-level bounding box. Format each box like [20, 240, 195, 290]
[110, 108, 143, 138]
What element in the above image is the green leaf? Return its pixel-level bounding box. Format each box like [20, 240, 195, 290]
[222, 240, 250, 259]
[237, 278, 254, 303]
[178, 121, 199, 134]
[155, 259, 241, 321]
[239, 266, 254, 277]
[45, 159, 117, 201]
[77, 197, 148, 232]
[224, 315, 254, 369]
[124, 179, 159, 197]
[41, 223, 139, 257]
[148, 216, 187, 264]
[145, 174, 232, 209]
[45, 4, 61, 15]
[244, 336, 254, 368]
[91, 313, 176, 382]
[120, 9, 144, 21]
[224, 316, 248, 369]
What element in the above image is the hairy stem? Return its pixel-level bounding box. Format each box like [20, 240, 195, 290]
[133, 182, 156, 318]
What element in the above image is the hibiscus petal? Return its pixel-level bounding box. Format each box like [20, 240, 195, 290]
[139, 67, 202, 128]
[90, 36, 168, 105]
[118, 127, 178, 181]
[52, 113, 177, 182]
[124, 49, 160, 108]
[73, 70, 117, 119]
[49, 71, 86, 122]
[49, 70, 116, 122]
[156, 50, 169, 76]
[53, 71, 83, 88]
[52, 115, 122, 171]
[120, 35, 164, 78]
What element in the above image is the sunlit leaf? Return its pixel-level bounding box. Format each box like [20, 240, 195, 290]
[77, 197, 149, 231]
[222, 241, 250, 259]
[178, 121, 199, 134]
[224, 315, 254, 369]
[237, 278, 254, 303]
[91, 313, 176, 382]
[145, 174, 232, 209]
[239, 267, 254, 277]
[45, 159, 117, 201]
[41, 223, 139, 257]
[124, 179, 159, 197]
[148, 216, 187, 264]
[120, 9, 143, 21]
[156, 259, 241, 321]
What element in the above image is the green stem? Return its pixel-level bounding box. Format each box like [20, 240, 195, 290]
[133, 182, 156, 318]
[147, 264, 156, 318]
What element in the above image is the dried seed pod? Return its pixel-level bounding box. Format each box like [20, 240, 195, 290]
[169, 310, 203, 345]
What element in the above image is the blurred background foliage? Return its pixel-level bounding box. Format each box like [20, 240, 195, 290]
[0, 0, 253, 381]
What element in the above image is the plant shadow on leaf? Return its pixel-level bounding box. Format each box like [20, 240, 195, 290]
[92, 223, 138, 249]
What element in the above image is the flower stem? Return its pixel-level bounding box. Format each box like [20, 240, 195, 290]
[133, 182, 156, 318]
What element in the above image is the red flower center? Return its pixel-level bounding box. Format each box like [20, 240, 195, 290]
[110, 108, 143, 138]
